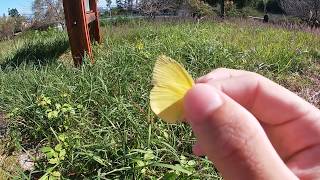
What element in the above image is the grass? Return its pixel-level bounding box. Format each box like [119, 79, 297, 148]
[0, 20, 319, 179]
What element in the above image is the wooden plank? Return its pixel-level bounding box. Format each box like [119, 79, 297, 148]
[79, 0, 94, 64]
[63, 0, 84, 66]
[89, 0, 101, 43]
[62, 0, 100, 66]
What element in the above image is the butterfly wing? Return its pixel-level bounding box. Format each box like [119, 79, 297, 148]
[150, 55, 194, 123]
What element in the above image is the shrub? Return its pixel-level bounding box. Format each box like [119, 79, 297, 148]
[100, 16, 138, 27]
[187, 0, 214, 17]
[110, 7, 128, 16]
[0, 17, 15, 41]
[225, 0, 242, 17]
[0, 15, 30, 41]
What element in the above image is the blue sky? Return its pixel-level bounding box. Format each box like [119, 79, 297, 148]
[0, 0, 116, 16]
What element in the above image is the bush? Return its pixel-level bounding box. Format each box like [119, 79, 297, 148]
[187, 0, 214, 17]
[239, 6, 263, 17]
[225, 0, 242, 17]
[100, 16, 137, 27]
[0, 17, 15, 41]
[110, 7, 129, 16]
[0, 16, 30, 41]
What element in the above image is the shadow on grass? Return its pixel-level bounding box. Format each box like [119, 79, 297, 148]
[0, 38, 69, 70]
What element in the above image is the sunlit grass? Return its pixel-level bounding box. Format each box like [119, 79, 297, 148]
[0, 20, 319, 179]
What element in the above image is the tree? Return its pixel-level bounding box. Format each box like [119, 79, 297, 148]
[262, 0, 267, 13]
[7, 8, 26, 33]
[8, 8, 20, 17]
[106, 0, 112, 10]
[139, 0, 181, 17]
[32, 0, 64, 29]
[116, 0, 124, 8]
[0, 17, 15, 40]
[105, 0, 112, 16]
[279, 0, 320, 26]
[127, 0, 134, 10]
[203, 0, 225, 17]
[187, 0, 214, 19]
[232, 0, 256, 8]
[116, 0, 135, 10]
[220, 0, 225, 17]
[203, 0, 219, 6]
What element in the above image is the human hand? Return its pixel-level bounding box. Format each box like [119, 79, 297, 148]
[184, 68, 320, 180]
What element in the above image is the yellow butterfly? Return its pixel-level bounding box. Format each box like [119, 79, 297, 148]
[150, 55, 194, 123]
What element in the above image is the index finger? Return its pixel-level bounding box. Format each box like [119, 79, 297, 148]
[199, 68, 318, 125]
[199, 69, 320, 160]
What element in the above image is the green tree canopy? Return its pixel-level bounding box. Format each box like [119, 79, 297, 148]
[8, 8, 20, 17]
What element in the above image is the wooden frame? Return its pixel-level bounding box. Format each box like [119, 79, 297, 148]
[62, 0, 101, 66]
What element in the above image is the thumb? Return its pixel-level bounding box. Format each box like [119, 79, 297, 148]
[184, 84, 297, 180]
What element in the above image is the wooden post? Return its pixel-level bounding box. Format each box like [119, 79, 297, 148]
[89, 0, 101, 43]
[62, 0, 101, 66]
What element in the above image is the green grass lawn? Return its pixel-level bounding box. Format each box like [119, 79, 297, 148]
[0, 20, 319, 179]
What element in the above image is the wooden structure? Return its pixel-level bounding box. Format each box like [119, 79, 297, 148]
[62, 0, 101, 66]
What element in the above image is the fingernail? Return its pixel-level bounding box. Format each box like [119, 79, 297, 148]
[184, 84, 223, 125]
